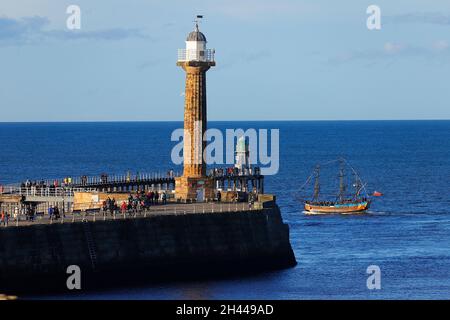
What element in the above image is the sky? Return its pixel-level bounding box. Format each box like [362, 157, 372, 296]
[0, 0, 449, 121]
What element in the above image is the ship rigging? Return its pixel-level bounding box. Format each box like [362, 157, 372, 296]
[298, 158, 371, 215]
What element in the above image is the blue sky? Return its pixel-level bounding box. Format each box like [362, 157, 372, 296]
[0, 0, 449, 121]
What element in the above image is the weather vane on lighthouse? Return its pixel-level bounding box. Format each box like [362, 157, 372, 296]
[194, 14, 203, 28]
[175, 16, 216, 202]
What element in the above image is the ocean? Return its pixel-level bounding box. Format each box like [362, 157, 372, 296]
[0, 120, 449, 299]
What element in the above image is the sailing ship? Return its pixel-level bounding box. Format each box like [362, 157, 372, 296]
[300, 159, 371, 215]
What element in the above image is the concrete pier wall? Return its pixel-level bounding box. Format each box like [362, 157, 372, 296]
[0, 206, 296, 292]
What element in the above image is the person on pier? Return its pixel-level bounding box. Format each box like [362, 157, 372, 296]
[121, 201, 127, 215]
[154, 191, 159, 205]
[53, 206, 60, 220]
[216, 190, 222, 202]
[48, 206, 54, 221]
[1, 210, 9, 226]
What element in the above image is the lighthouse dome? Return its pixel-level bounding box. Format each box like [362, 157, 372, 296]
[186, 26, 207, 42]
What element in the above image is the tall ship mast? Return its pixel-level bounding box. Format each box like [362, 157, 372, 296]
[313, 165, 320, 202]
[338, 159, 346, 203]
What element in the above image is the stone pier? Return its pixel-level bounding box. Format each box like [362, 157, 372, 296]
[0, 202, 296, 293]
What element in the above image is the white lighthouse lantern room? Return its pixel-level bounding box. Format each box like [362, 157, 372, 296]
[178, 17, 215, 62]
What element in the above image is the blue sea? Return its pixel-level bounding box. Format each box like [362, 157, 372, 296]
[0, 121, 449, 299]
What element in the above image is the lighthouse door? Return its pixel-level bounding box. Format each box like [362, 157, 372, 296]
[196, 188, 205, 202]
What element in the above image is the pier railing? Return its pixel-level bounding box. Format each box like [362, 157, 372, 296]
[70, 172, 180, 187]
[0, 172, 180, 191]
[0, 168, 264, 197]
[0, 171, 182, 196]
[0, 202, 261, 228]
[0, 186, 99, 197]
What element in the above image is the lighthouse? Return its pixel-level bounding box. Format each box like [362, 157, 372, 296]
[175, 17, 216, 202]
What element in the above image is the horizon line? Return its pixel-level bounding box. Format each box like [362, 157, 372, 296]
[0, 119, 449, 124]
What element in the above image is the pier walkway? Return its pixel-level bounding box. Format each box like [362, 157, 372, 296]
[0, 202, 259, 228]
[0, 169, 265, 218]
[0, 169, 264, 199]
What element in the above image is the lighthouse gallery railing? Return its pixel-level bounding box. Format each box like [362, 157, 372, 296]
[177, 49, 215, 62]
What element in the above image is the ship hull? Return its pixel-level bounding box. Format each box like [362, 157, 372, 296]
[304, 201, 370, 215]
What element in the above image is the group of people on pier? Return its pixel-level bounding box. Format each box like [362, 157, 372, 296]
[14, 170, 178, 191]
[102, 190, 168, 216]
[1, 205, 38, 226]
[20, 179, 58, 190]
[0, 210, 9, 226]
[48, 205, 62, 220]
[209, 166, 261, 177]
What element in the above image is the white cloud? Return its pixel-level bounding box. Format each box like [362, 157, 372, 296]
[0, 0, 60, 23]
[330, 41, 450, 65]
[0, 15, 149, 46]
[386, 12, 450, 26]
[206, 0, 318, 20]
[384, 42, 406, 54]
[433, 40, 449, 51]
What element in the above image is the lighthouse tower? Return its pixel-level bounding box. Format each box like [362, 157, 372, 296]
[175, 18, 216, 202]
[235, 136, 251, 174]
